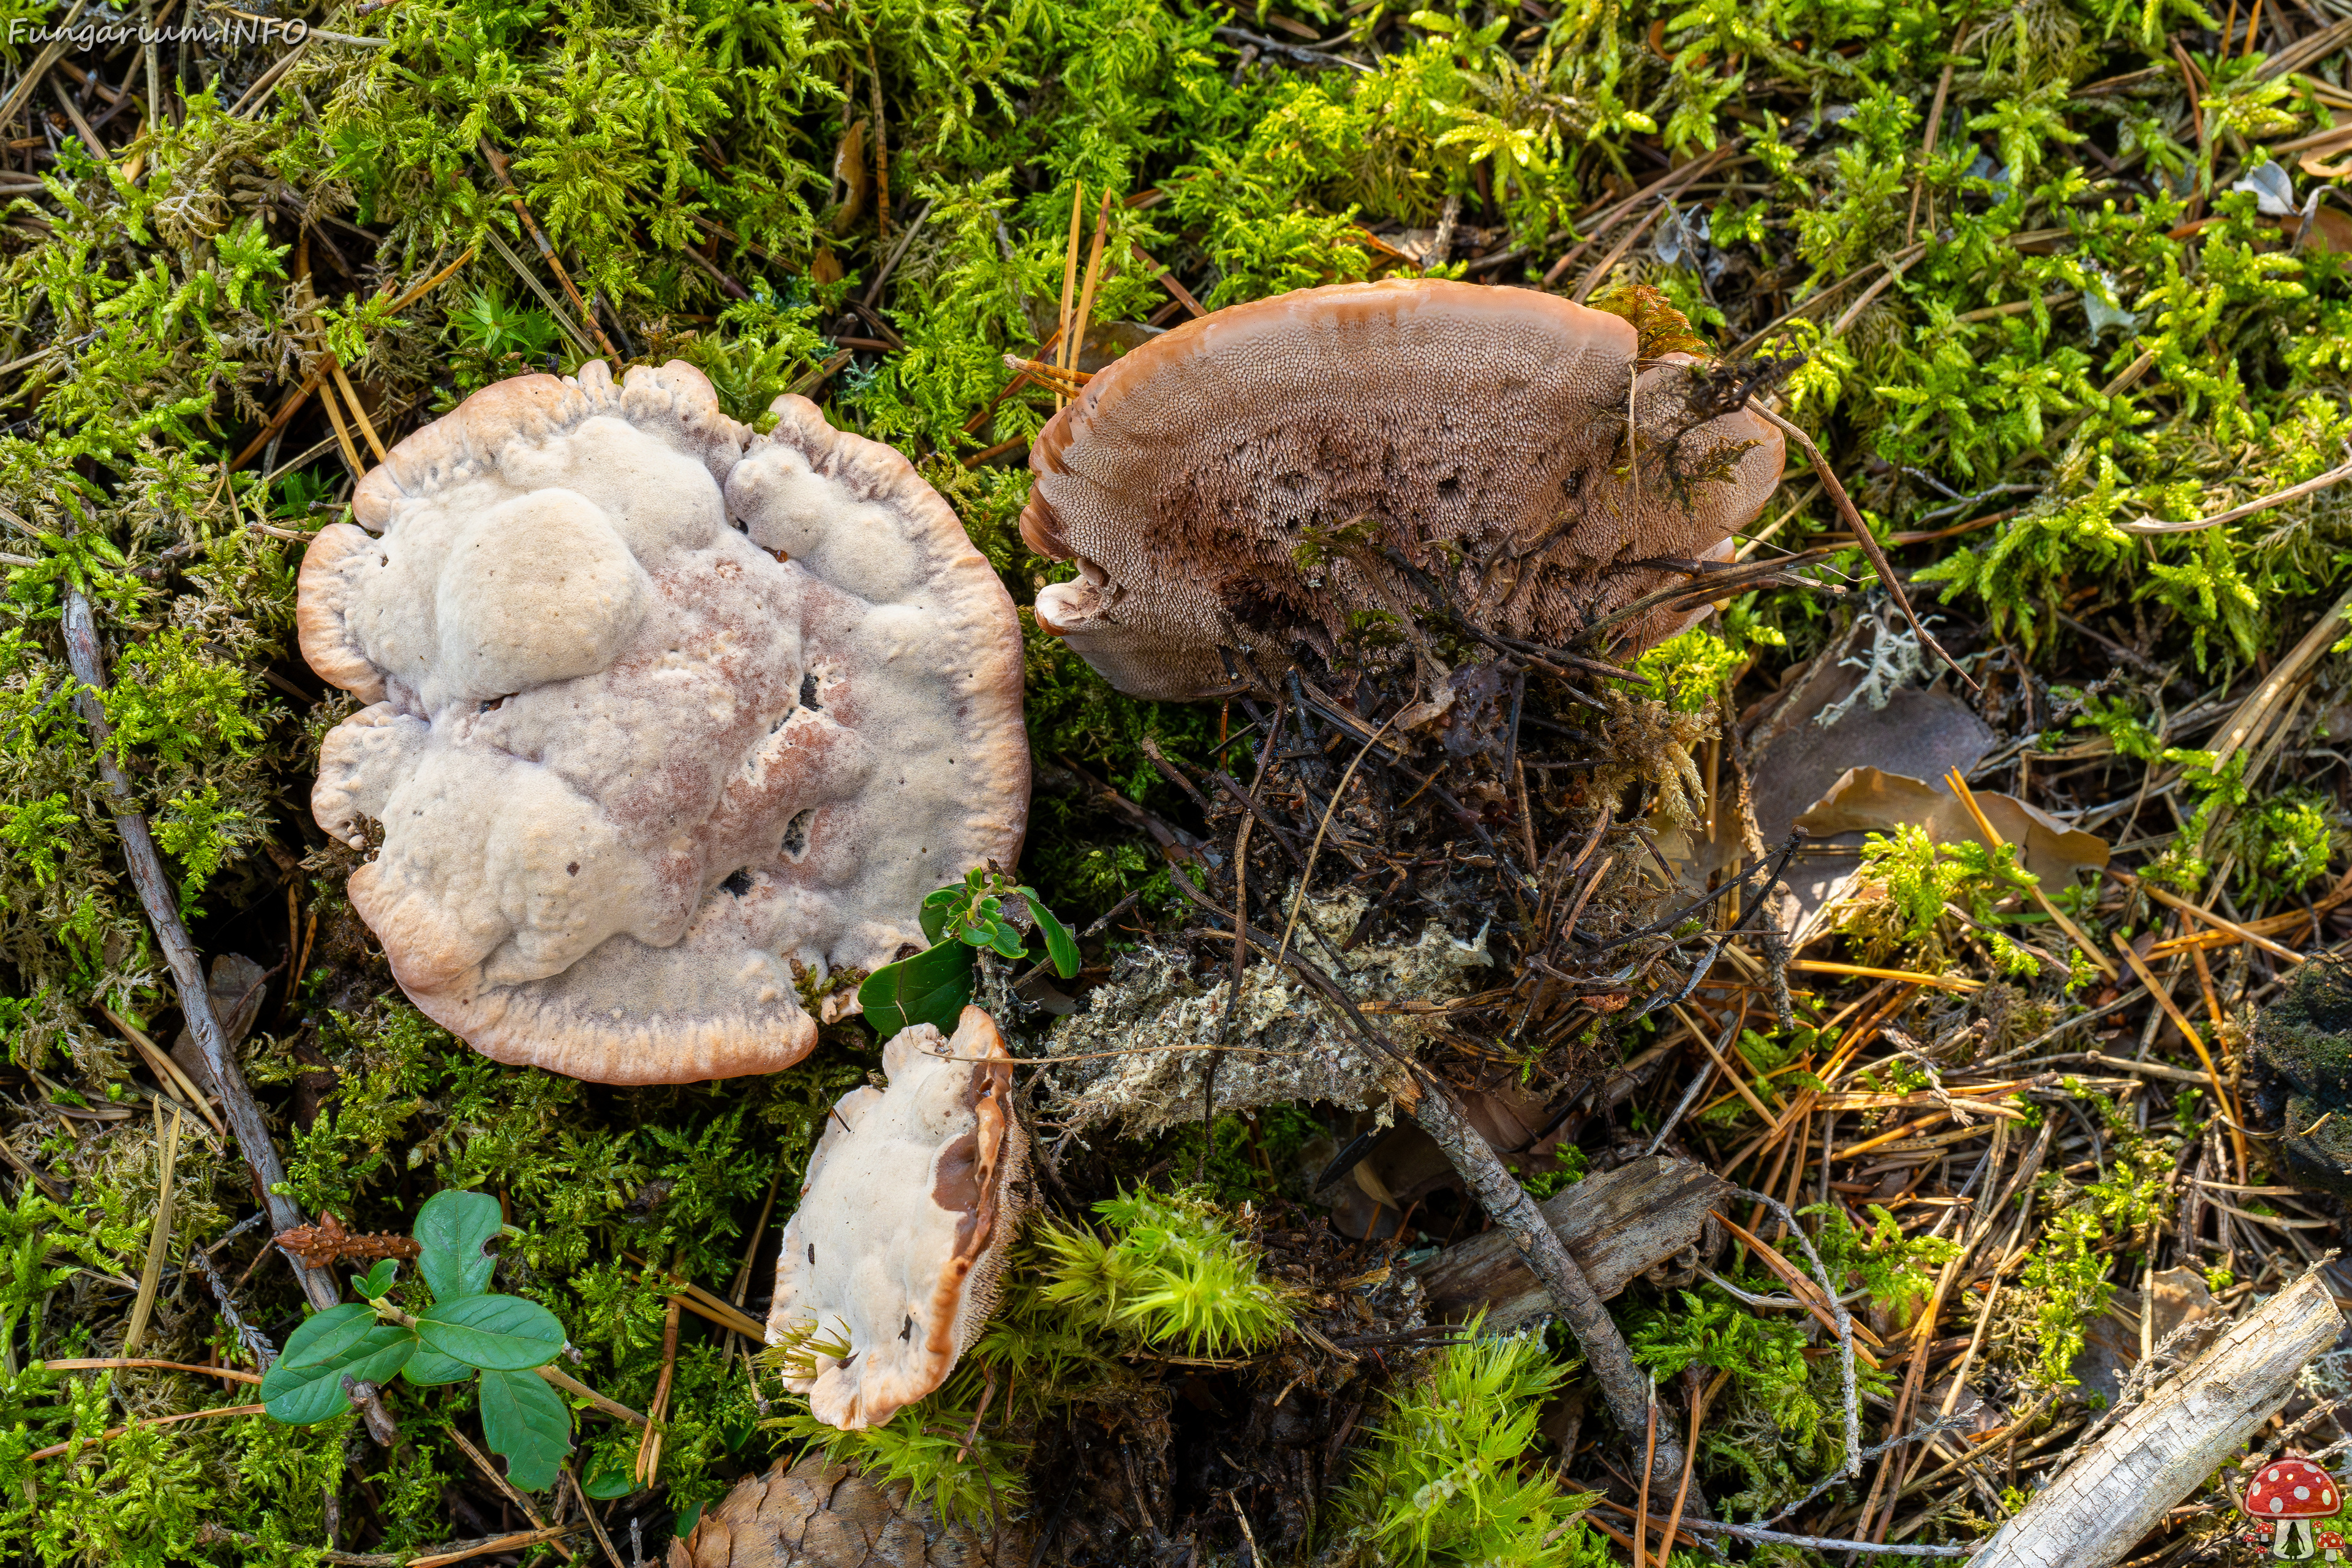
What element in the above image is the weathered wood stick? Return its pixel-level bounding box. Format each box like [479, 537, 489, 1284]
[1972, 1267, 2344, 1568]
[1417, 1155, 1728, 1331]
[1165, 862, 1701, 1501]
[63, 584, 398, 1442]
[1408, 1081, 1703, 1506]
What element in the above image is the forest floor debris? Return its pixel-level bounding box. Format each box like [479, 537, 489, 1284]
[12, 0, 2352, 1563]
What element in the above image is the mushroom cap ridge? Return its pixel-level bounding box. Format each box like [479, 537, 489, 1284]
[297, 360, 1028, 1084]
[767, 1005, 1030, 1429]
[1019, 277, 1785, 701]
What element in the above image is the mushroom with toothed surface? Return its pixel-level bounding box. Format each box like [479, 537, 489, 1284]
[2246, 1455, 2340, 1558]
[768, 1005, 1029, 1430]
[296, 360, 1028, 1085]
[1019, 277, 1785, 701]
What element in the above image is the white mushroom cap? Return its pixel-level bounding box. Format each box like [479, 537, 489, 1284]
[297, 361, 1028, 1084]
[767, 1006, 1029, 1430]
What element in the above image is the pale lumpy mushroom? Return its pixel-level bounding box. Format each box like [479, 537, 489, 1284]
[296, 361, 1027, 1084]
[767, 1006, 1028, 1430]
[1020, 278, 1785, 699]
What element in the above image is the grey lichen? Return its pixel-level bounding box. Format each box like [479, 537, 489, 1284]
[1042, 890, 1493, 1138]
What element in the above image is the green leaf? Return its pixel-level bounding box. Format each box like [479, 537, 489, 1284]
[584, 1466, 636, 1499]
[1025, 889, 1081, 978]
[919, 886, 960, 944]
[478, 1366, 571, 1491]
[956, 895, 1005, 947]
[414, 1188, 503, 1302]
[415, 1293, 567, 1371]
[398, 1349, 477, 1387]
[260, 1305, 418, 1424]
[353, 1259, 397, 1300]
[673, 1501, 705, 1541]
[856, 940, 974, 1038]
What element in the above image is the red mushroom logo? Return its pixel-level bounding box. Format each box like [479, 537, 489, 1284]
[2317, 1529, 2344, 1561]
[2247, 1457, 2340, 1559]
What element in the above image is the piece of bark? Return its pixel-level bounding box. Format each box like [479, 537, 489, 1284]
[1973, 1267, 2345, 1568]
[669, 1455, 1011, 1567]
[1415, 1155, 1730, 1332]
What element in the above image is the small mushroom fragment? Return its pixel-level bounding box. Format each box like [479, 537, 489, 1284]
[669, 1455, 1000, 1566]
[1020, 277, 1785, 699]
[296, 361, 1027, 1084]
[769, 1006, 1028, 1430]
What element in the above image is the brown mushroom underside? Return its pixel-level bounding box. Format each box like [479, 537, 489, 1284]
[1020, 278, 1785, 700]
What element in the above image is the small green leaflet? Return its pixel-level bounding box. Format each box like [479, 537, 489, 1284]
[398, 1348, 477, 1387]
[919, 884, 960, 944]
[259, 1304, 419, 1425]
[477, 1367, 570, 1491]
[413, 1293, 567, 1371]
[962, 898, 1026, 958]
[583, 1466, 635, 1499]
[856, 939, 973, 1036]
[413, 1188, 503, 1301]
[352, 1259, 398, 1300]
[1024, 887, 1080, 978]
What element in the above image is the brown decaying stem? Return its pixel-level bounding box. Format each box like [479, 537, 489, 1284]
[865, 42, 890, 242]
[197, 1521, 589, 1568]
[1657, 1374, 1704, 1564]
[477, 137, 620, 362]
[447, 1425, 574, 1562]
[1905, 47, 1958, 246]
[27, 1400, 266, 1461]
[1207, 696, 1283, 1182]
[1634, 1382, 1658, 1568]
[1130, 241, 1207, 317]
[1055, 183, 1085, 410]
[539, 1363, 647, 1429]
[45, 1357, 262, 1384]
[636, 1295, 684, 1483]
[121, 1101, 181, 1357]
[62, 584, 399, 1443]
[1743, 398, 1977, 694]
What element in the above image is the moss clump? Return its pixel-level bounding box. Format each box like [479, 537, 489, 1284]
[1326, 1326, 1611, 1568]
[2249, 957, 2352, 1199]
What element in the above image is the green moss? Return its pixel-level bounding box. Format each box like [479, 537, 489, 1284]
[1327, 1326, 1610, 1568]
[5, 0, 2352, 1548]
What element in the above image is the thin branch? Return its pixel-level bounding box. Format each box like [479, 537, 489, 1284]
[1744, 398, 1978, 692]
[2119, 451, 2352, 534]
[62, 584, 396, 1443]
[1163, 865, 1701, 1504]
